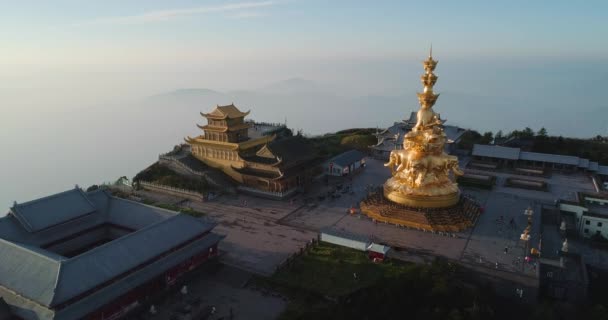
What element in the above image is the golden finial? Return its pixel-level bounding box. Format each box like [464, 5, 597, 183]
[429, 44, 433, 58]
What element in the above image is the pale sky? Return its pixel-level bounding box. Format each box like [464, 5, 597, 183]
[1, 0, 606, 69]
[1, 0, 608, 208]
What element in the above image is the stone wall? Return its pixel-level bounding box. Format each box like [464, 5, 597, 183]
[138, 181, 205, 202]
[158, 153, 235, 192]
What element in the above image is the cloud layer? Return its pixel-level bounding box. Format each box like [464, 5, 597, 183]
[78, 1, 277, 25]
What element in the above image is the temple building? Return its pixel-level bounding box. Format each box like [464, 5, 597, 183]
[186, 104, 274, 179]
[472, 144, 608, 174]
[234, 136, 320, 197]
[371, 112, 467, 160]
[186, 104, 320, 199]
[0, 187, 223, 320]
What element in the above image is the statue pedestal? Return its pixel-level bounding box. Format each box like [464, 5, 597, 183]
[384, 185, 460, 208]
[360, 191, 480, 232]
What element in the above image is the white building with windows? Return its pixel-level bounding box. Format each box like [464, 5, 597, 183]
[559, 192, 608, 238]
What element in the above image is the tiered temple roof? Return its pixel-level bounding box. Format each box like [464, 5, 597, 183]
[201, 104, 250, 119]
[234, 136, 318, 179]
[197, 122, 251, 132]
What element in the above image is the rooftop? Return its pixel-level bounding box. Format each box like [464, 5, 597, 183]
[201, 103, 250, 119]
[10, 188, 96, 233]
[373, 121, 465, 152]
[328, 149, 366, 167]
[472, 144, 608, 172]
[472, 144, 520, 160]
[0, 187, 218, 308]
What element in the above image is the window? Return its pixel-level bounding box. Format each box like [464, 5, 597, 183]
[586, 220, 590, 225]
[599, 222, 603, 227]
[584, 228, 589, 233]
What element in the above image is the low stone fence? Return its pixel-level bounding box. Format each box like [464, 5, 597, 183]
[274, 238, 319, 274]
[505, 177, 548, 191]
[237, 186, 298, 200]
[138, 181, 205, 202]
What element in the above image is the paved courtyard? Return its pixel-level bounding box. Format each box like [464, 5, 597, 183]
[186, 196, 317, 276]
[276, 158, 598, 283]
[135, 155, 599, 304]
[135, 190, 316, 276]
[147, 264, 286, 320]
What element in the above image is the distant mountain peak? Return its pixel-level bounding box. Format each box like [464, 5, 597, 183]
[260, 77, 329, 94]
[166, 88, 222, 96]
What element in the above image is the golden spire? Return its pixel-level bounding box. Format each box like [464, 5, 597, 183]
[418, 46, 439, 108]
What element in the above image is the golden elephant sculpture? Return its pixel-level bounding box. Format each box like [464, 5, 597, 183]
[384, 149, 416, 175]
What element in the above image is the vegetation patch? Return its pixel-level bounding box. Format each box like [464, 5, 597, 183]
[340, 134, 377, 151]
[307, 129, 377, 158]
[133, 163, 210, 194]
[252, 243, 522, 320]
[153, 203, 206, 217]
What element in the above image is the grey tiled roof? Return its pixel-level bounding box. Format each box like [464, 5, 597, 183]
[0, 188, 220, 309]
[0, 238, 61, 306]
[328, 150, 366, 167]
[589, 162, 599, 171]
[473, 144, 606, 170]
[105, 197, 176, 230]
[520, 151, 580, 166]
[56, 232, 224, 320]
[599, 166, 608, 175]
[472, 144, 520, 160]
[10, 188, 96, 233]
[51, 214, 216, 306]
[443, 125, 467, 143]
[372, 120, 465, 153]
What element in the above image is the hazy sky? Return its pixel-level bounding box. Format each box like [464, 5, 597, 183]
[2, 0, 607, 68]
[1, 1, 608, 208]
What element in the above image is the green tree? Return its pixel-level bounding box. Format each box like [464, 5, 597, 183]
[481, 131, 494, 144]
[495, 130, 504, 140]
[537, 127, 548, 138]
[522, 127, 535, 138]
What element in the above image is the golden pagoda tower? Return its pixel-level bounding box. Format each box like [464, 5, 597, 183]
[361, 48, 479, 232]
[360, 48, 480, 232]
[382, 48, 463, 208]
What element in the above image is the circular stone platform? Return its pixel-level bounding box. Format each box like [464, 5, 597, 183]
[360, 191, 481, 232]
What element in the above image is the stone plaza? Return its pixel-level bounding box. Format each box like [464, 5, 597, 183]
[135, 154, 601, 308]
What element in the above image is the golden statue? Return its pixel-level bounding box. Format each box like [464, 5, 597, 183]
[383, 49, 463, 208]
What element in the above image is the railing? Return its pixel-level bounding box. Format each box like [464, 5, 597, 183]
[138, 181, 205, 202]
[158, 155, 227, 190]
[237, 185, 298, 199]
[246, 120, 286, 128]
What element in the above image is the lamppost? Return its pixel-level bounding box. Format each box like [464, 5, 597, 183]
[520, 206, 534, 271]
